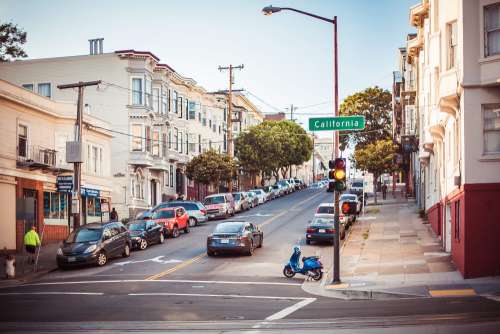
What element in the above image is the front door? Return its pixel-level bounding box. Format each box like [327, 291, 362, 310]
[150, 180, 157, 207]
[176, 169, 184, 195]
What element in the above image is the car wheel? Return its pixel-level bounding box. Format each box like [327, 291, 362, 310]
[139, 238, 148, 250]
[207, 250, 215, 257]
[159, 233, 165, 244]
[184, 223, 190, 234]
[188, 217, 197, 227]
[172, 226, 180, 238]
[246, 240, 254, 256]
[96, 252, 107, 267]
[122, 244, 130, 257]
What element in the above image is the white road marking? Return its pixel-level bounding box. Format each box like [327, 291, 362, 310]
[14, 279, 302, 289]
[236, 213, 274, 218]
[114, 256, 182, 266]
[265, 297, 316, 321]
[128, 292, 307, 300]
[0, 292, 103, 296]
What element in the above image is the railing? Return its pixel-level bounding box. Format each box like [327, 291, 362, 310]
[17, 145, 57, 167]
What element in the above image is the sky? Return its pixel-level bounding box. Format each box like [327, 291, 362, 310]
[1, 0, 417, 138]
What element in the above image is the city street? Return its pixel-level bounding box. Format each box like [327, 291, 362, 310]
[1, 189, 500, 333]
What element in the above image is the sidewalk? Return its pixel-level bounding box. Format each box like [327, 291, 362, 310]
[0, 243, 59, 288]
[304, 192, 500, 300]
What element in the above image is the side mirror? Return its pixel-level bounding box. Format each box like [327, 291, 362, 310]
[103, 234, 111, 241]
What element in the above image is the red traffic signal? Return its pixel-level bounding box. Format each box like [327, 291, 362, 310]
[341, 202, 350, 214]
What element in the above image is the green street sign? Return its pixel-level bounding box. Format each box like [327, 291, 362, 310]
[309, 116, 366, 131]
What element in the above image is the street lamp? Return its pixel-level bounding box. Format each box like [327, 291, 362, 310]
[262, 5, 341, 284]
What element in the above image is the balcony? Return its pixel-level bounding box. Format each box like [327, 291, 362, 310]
[410, 1, 429, 28]
[129, 150, 153, 167]
[149, 155, 169, 171]
[16, 145, 64, 172]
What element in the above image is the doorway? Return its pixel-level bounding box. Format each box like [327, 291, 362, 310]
[23, 189, 38, 232]
[445, 203, 452, 252]
[150, 179, 158, 207]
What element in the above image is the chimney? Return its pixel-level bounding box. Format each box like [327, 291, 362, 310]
[89, 38, 104, 55]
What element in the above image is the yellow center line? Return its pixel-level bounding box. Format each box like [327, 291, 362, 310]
[145, 190, 325, 281]
[428, 289, 477, 297]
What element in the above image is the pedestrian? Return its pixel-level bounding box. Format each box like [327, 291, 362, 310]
[178, 194, 185, 201]
[24, 226, 41, 264]
[382, 184, 388, 200]
[4, 247, 15, 279]
[110, 207, 119, 221]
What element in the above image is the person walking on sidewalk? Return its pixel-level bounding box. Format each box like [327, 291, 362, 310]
[24, 226, 41, 264]
[110, 208, 119, 221]
[382, 184, 388, 200]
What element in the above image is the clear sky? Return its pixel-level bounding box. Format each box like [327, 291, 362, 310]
[1, 0, 417, 135]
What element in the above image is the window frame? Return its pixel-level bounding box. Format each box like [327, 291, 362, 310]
[447, 21, 458, 70]
[483, 104, 500, 155]
[131, 77, 143, 106]
[152, 129, 160, 156]
[484, 3, 500, 57]
[37, 83, 51, 98]
[22, 83, 34, 91]
[131, 124, 143, 152]
[17, 123, 29, 158]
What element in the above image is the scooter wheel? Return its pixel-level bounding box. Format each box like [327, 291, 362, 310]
[311, 269, 323, 281]
[283, 266, 295, 278]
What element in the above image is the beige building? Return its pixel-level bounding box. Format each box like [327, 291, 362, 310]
[0, 79, 112, 251]
[406, 0, 500, 278]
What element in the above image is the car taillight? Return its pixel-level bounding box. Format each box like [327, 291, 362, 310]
[307, 228, 315, 233]
[326, 229, 335, 233]
[200, 209, 207, 215]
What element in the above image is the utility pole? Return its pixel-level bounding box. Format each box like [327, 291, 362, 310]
[58, 81, 101, 229]
[312, 134, 316, 183]
[218, 64, 244, 192]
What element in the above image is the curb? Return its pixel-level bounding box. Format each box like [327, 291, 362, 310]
[0, 267, 57, 289]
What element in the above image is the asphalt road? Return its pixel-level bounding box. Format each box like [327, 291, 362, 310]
[2, 188, 500, 333]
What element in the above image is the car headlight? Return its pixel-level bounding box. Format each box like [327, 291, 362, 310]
[57, 247, 63, 256]
[84, 244, 98, 254]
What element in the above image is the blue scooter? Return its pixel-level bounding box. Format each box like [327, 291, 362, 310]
[283, 246, 323, 281]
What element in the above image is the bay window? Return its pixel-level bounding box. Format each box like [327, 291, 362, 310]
[132, 78, 143, 105]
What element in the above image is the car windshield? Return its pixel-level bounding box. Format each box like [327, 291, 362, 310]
[247, 192, 254, 197]
[214, 223, 244, 233]
[317, 206, 335, 214]
[251, 189, 262, 194]
[352, 182, 363, 188]
[311, 218, 334, 226]
[153, 210, 175, 219]
[128, 221, 146, 231]
[233, 193, 241, 200]
[204, 196, 225, 205]
[65, 228, 102, 243]
[340, 195, 357, 201]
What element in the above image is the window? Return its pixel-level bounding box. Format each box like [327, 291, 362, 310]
[153, 88, 160, 113]
[37, 83, 51, 98]
[223, 133, 227, 152]
[447, 21, 458, 69]
[86, 197, 101, 217]
[454, 200, 460, 240]
[161, 92, 168, 114]
[43, 192, 68, 220]
[485, 3, 500, 57]
[18, 124, 28, 158]
[131, 124, 142, 151]
[198, 134, 202, 153]
[92, 146, 99, 174]
[132, 78, 143, 105]
[162, 133, 167, 157]
[145, 126, 151, 153]
[178, 96, 183, 118]
[168, 128, 172, 149]
[132, 169, 145, 199]
[168, 89, 172, 112]
[179, 132, 183, 154]
[22, 84, 33, 91]
[186, 132, 189, 154]
[152, 130, 160, 156]
[188, 101, 196, 120]
[173, 91, 178, 113]
[169, 165, 174, 188]
[185, 99, 189, 120]
[173, 128, 179, 151]
[483, 105, 500, 154]
[86, 143, 103, 175]
[145, 78, 152, 108]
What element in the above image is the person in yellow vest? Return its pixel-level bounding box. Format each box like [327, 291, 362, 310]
[24, 226, 41, 264]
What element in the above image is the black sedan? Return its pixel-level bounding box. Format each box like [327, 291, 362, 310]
[306, 214, 345, 245]
[207, 221, 263, 256]
[127, 220, 165, 250]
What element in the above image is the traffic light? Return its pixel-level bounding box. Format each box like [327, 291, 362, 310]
[331, 158, 347, 192]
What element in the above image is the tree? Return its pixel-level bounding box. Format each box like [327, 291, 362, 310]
[235, 120, 313, 183]
[353, 139, 398, 204]
[0, 22, 27, 62]
[339, 86, 392, 150]
[185, 150, 236, 190]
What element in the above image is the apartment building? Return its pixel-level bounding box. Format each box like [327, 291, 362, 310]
[0, 46, 229, 218]
[407, 0, 500, 278]
[0, 79, 112, 251]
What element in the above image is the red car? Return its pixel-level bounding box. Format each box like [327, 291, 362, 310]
[152, 207, 189, 238]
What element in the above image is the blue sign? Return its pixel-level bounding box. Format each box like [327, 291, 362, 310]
[81, 187, 100, 198]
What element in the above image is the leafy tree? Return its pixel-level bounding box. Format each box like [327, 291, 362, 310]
[186, 150, 236, 189]
[353, 139, 398, 204]
[0, 22, 27, 62]
[339, 86, 392, 150]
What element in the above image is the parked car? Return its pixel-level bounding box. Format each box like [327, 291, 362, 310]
[250, 189, 267, 204]
[271, 184, 283, 198]
[246, 191, 259, 208]
[207, 221, 263, 256]
[127, 219, 164, 250]
[340, 193, 362, 217]
[260, 186, 275, 200]
[278, 180, 293, 194]
[232, 192, 251, 213]
[152, 207, 189, 238]
[306, 214, 345, 245]
[154, 201, 208, 227]
[315, 203, 350, 227]
[203, 193, 235, 219]
[57, 221, 131, 269]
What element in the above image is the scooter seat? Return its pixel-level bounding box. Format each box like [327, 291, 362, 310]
[302, 256, 319, 262]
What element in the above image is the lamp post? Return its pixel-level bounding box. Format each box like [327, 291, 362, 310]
[262, 5, 341, 284]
